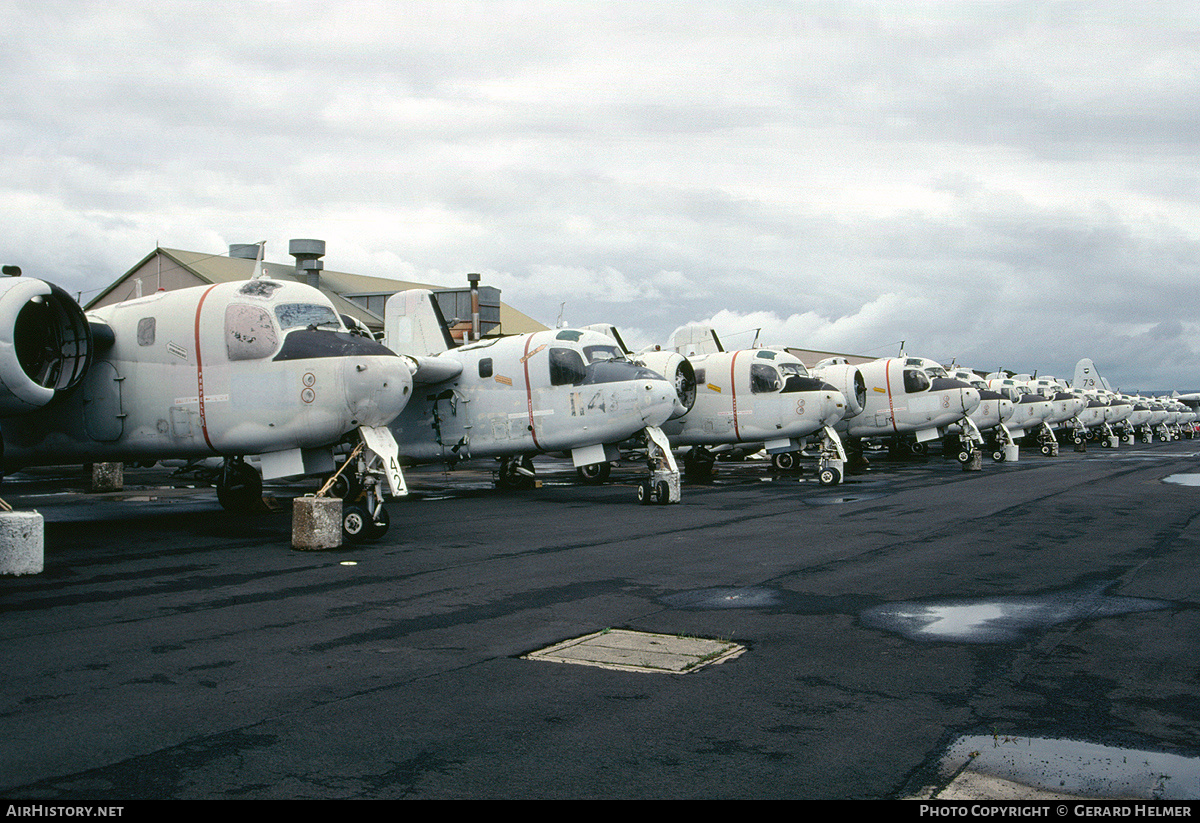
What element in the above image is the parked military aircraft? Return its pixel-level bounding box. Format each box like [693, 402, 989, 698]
[383, 290, 683, 503]
[943, 367, 1016, 461]
[0, 252, 411, 539]
[811, 356, 981, 470]
[590, 324, 852, 485]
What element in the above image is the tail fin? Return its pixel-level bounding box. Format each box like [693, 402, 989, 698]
[668, 324, 724, 356]
[384, 290, 456, 356]
[1073, 358, 1111, 391]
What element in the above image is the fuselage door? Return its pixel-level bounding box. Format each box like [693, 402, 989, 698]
[82, 360, 125, 442]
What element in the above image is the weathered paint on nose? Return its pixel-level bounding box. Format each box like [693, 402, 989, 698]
[638, 377, 677, 428]
[961, 386, 981, 415]
[820, 389, 847, 426]
[343, 355, 414, 428]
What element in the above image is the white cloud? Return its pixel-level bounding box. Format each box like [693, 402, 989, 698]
[0, 1, 1198, 389]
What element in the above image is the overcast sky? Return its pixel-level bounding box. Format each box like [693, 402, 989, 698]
[2, 1, 1198, 390]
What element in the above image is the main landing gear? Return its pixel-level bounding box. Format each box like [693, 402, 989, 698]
[496, 455, 537, 490]
[217, 457, 267, 513]
[685, 447, 718, 481]
[576, 461, 613, 484]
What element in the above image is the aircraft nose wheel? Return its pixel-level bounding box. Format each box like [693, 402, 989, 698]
[342, 502, 390, 543]
[817, 466, 841, 486]
[637, 480, 673, 505]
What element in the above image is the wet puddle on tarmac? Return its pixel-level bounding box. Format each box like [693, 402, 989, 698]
[860, 585, 1170, 643]
[928, 733, 1200, 799]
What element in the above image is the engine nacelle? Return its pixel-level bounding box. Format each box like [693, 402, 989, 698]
[634, 350, 696, 419]
[811, 360, 867, 419]
[0, 277, 92, 415]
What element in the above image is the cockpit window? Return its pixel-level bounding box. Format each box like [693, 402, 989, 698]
[275, 303, 341, 332]
[583, 345, 625, 364]
[779, 362, 810, 379]
[549, 347, 587, 386]
[751, 363, 782, 393]
[226, 303, 279, 361]
[924, 365, 949, 379]
[903, 369, 931, 393]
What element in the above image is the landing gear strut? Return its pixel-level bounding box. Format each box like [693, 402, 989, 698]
[815, 425, 846, 486]
[637, 426, 680, 504]
[321, 428, 404, 543]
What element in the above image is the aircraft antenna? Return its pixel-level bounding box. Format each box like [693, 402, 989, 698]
[250, 241, 266, 280]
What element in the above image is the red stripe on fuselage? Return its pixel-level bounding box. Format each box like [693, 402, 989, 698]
[194, 285, 219, 453]
[884, 359, 899, 433]
[522, 335, 542, 450]
[730, 350, 741, 441]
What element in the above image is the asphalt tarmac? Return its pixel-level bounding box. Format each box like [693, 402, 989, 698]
[2, 441, 1199, 799]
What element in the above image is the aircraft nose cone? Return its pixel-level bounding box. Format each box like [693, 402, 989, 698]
[343, 355, 414, 427]
[961, 386, 981, 414]
[822, 389, 847, 425]
[639, 378, 677, 428]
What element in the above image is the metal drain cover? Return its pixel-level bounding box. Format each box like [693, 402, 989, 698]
[525, 629, 744, 674]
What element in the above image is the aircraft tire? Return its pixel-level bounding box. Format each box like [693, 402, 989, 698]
[1041, 444, 1052, 456]
[577, 462, 612, 484]
[956, 450, 971, 464]
[1101, 437, 1111, 448]
[992, 450, 1005, 463]
[818, 466, 840, 486]
[655, 480, 671, 504]
[637, 482, 652, 505]
[342, 503, 372, 543]
[368, 506, 390, 540]
[324, 469, 361, 501]
[772, 452, 797, 472]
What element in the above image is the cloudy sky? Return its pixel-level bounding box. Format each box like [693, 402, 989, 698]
[2, 1, 1198, 390]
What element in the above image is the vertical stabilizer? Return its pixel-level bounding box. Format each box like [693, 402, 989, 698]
[1073, 358, 1110, 391]
[384, 290, 456, 356]
[668, 324, 724, 356]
